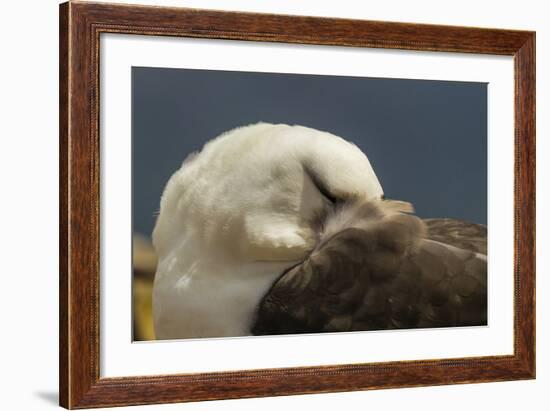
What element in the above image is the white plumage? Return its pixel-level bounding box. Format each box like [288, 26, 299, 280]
[152, 123, 383, 339]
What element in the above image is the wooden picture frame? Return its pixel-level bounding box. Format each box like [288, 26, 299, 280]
[59, 1, 535, 408]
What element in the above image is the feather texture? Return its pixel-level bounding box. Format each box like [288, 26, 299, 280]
[252, 200, 487, 335]
[424, 218, 487, 255]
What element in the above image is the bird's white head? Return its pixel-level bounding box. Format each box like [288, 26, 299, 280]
[152, 123, 383, 339]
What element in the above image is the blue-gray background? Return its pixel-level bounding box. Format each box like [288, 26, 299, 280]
[132, 67, 487, 238]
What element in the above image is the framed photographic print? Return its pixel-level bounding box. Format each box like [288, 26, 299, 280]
[59, 1, 535, 408]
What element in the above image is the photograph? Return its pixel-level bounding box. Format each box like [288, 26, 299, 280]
[0, 0, 544, 409]
[131, 67, 488, 341]
[53, 1, 537, 408]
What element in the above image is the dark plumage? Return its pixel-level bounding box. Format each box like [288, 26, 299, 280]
[425, 218, 487, 255]
[252, 201, 487, 336]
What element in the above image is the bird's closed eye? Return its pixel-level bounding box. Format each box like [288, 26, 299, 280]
[304, 165, 340, 206]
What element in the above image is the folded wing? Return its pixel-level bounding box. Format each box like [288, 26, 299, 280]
[252, 202, 487, 335]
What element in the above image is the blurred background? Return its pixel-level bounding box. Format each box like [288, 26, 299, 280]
[132, 67, 487, 341]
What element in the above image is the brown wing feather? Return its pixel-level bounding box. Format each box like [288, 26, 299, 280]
[252, 204, 487, 336]
[425, 218, 487, 255]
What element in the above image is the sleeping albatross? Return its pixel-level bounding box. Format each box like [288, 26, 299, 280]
[152, 123, 487, 340]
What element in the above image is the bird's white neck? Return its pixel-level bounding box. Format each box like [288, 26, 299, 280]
[152, 248, 295, 339]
